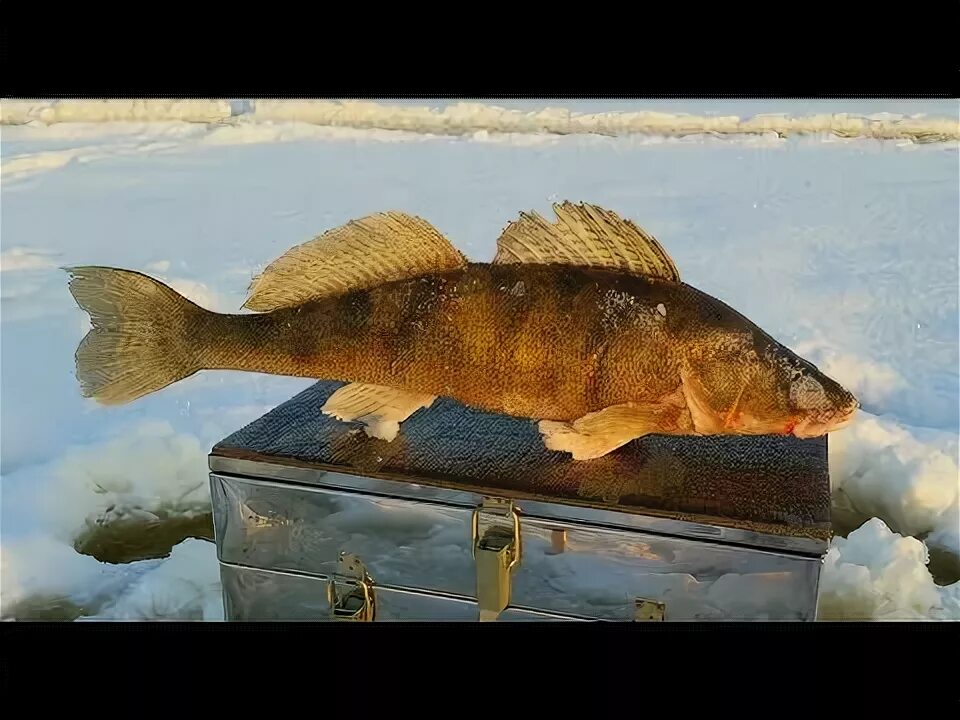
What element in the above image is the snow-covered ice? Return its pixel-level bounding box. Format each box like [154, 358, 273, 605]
[0, 247, 60, 272]
[818, 518, 959, 620]
[1, 99, 957, 621]
[85, 539, 223, 621]
[3, 421, 212, 544]
[829, 413, 959, 556]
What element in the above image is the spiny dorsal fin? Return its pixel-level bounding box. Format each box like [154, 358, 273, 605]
[493, 201, 680, 282]
[243, 212, 468, 312]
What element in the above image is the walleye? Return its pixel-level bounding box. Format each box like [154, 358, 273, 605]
[66, 202, 859, 460]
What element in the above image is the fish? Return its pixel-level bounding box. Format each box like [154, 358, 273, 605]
[65, 201, 859, 460]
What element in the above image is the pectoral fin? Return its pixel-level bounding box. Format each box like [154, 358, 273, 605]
[321, 383, 437, 441]
[538, 403, 669, 460]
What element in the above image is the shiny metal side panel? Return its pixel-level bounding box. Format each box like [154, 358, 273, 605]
[212, 473, 478, 597]
[219, 564, 584, 622]
[509, 521, 821, 620]
[209, 456, 827, 556]
[212, 473, 822, 621]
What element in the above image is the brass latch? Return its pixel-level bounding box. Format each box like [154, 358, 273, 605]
[327, 552, 376, 622]
[634, 597, 666, 622]
[471, 497, 522, 622]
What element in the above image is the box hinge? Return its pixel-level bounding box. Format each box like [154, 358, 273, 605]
[327, 552, 376, 622]
[471, 497, 522, 622]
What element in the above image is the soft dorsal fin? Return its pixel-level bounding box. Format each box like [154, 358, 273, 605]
[492, 201, 680, 282]
[243, 212, 468, 311]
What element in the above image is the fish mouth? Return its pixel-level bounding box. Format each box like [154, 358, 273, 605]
[826, 410, 857, 432]
[792, 404, 859, 438]
[831, 396, 861, 429]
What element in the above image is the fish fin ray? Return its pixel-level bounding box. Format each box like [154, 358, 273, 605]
[493, 201, 680, 282]
[244, 212, 468, 311]
[679, 368, 726, 434]
[65, 266, 204, 405]
[538, 398, 692, 460]
[321, 382, 437, 441]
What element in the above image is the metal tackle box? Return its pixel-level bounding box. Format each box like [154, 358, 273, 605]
[209, 381, 831, 622]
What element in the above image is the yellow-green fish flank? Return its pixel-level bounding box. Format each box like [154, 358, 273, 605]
[66, 202, 859, 460]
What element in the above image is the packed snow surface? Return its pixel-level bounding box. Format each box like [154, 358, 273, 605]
[1, 99, 957, 620]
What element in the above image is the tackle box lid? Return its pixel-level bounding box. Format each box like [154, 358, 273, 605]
[210, 380, 831, 556]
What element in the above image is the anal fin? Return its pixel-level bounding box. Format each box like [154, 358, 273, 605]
[539, 400, 689, 461]
[322, 383, 437, 442]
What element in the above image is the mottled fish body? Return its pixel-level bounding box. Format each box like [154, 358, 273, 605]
[66, 202, 858, 459]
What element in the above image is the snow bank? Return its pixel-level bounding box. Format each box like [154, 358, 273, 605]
[0, 420, 219, 619]
[198, 121, 432, 146]
[829, 413, 959, 559]
[0, 247, 60, 272]
[249, 102, 960, 143]
[819, 518, 960, 620]
[794, 340, 908, 408]
[926, 504, 960, 560]
[1, 139, 187, 182]
[1, 536, 221, 621]
[2, 99, 956, 142]
[0, 534, 161, 617]
[1, 99, 232, 126]
[87, 539, 223, 621]
[5, 420, 212, 550]
[1, 149, 87, 180]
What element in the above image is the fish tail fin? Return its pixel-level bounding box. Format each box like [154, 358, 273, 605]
[65, 266, 209, 405]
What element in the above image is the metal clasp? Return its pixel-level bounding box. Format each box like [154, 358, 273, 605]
[327, 552, 376, 622]
[471, 497, 522, 622]
[634, 597, 666, 622]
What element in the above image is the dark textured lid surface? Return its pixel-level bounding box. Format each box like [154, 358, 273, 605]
[212, 381, 831, 544]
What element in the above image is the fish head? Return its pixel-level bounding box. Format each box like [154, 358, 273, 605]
[679, 293, 860, 438]
[777, 348, 860, 438]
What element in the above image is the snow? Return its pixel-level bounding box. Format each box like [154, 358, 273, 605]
[926, 504, 960, 559]
[0, 420, 218, 618]
[0, 99, 957, 621]
[794, 339, 907, 407]
[829, 413, 959, 557]
[4, 99, 956, 143]
[11, 421, 211, 542]
[0, 247, 60, 272]
[86, 539, 223, 621]
[1, 533, 163, 618]
[1, 99, 232, 125]
[818, 518, 959, 620]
